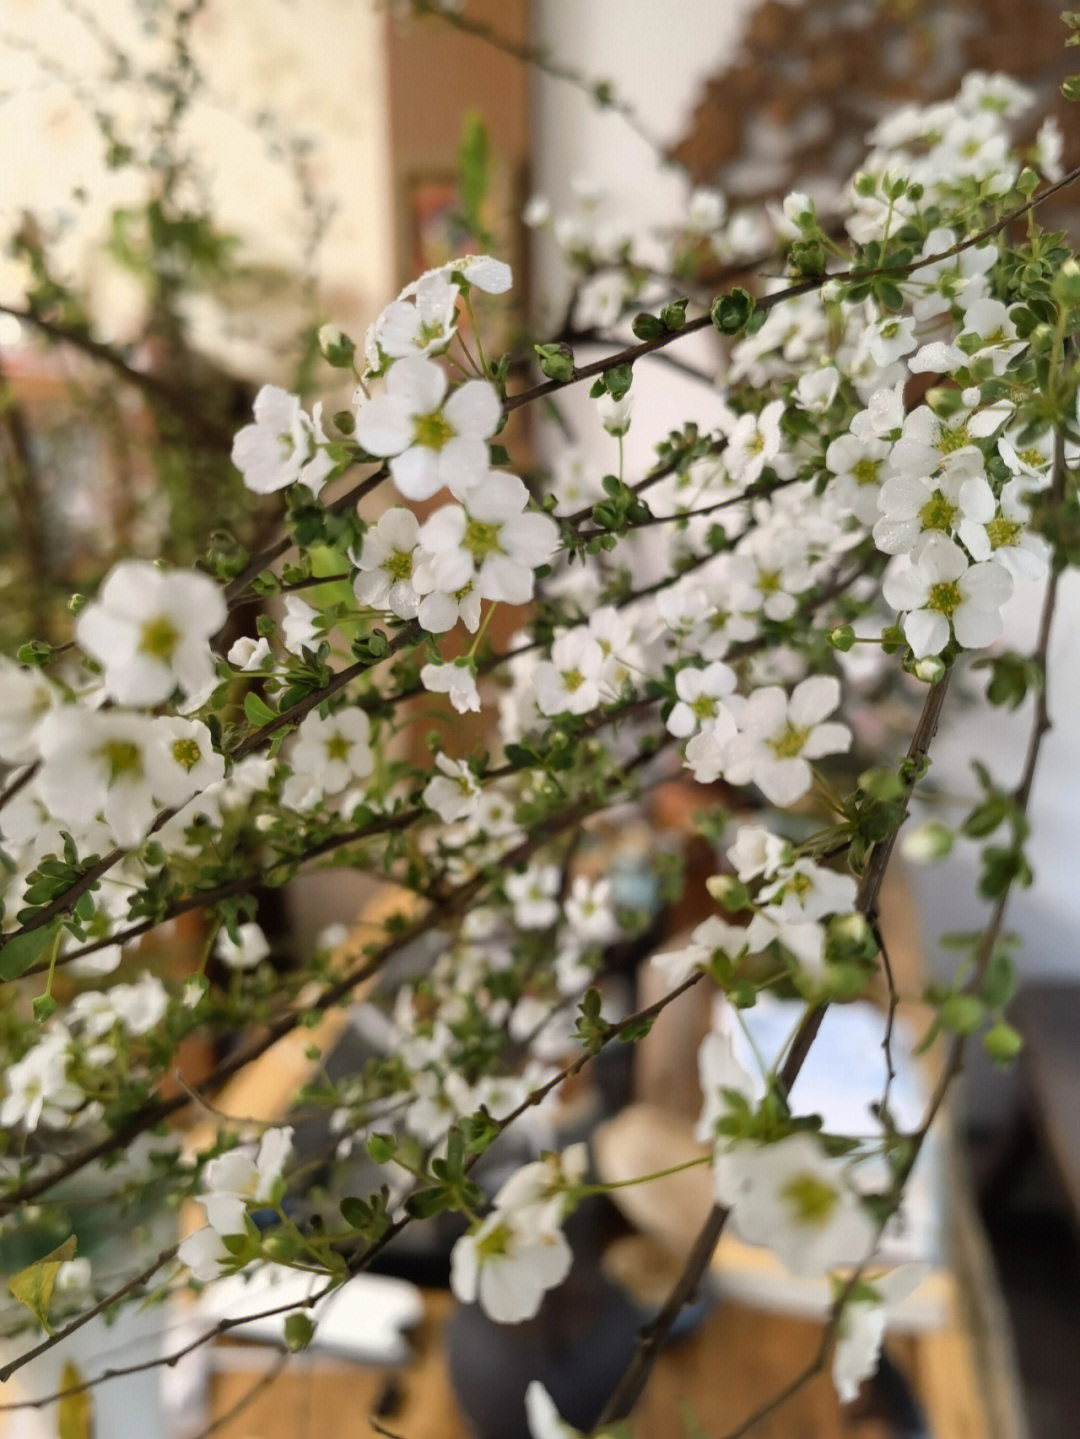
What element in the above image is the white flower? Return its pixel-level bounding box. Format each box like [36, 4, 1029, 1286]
[0, 660, 60, 764]
[153, 717, 227, 803]
[683, 709, 740, 785]
[416, 473, 559, 609]
[666, 662, 737, 739]
[688, 187, 725, 232]
[217, 922, 271, 970]
[564, 875, 619, 945]
[354, 355, 500, 501]
[865, 314, 916, 368]
[351, 507, 424, 619]
[449, 1209, 572, 1324]
[833, 1264, 929, 1402]
[724, 676, 852, 807]
[447, 254, 513, 293]
[492, 1144, 587, 1232]
[290, 708, 373, 796]
[201, 1127, 293, 1236]
[0, 1029, 84, 1131]
[227, 636, 273, 672]
[651, 914, 749, 986]
[76, 561, 225, 707]
[36, 709, 216, 847]
[232, 385, 334, 496]
[533, 630, 606, 716]
[758, 858, 858, 924]
[727, 825, 788, 882]
[795, 366, 838, 413]
[720, 1132, 878, 1277]
[745, 910, 828, 974]
[873, 460, 994, 557]
[597, 391, 633, 436]
[882, 534, 1012, 656]
[825, 430, 892, 526]
[281, 595, 321, 655]
[889, 400, 1006, 480]
[957, 477, 1050, 580]
[696, 1020, 759, 1144]
[723, 400, 787, 485]
[424, 753, 482, 823]
[506, 864, 561, 929]
[370, 270, 459, 362]
[178, 1226, 233, 1281]
[420, 660, 481, 713]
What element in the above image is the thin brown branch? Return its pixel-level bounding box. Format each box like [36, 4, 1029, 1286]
[0, 1244, 179, 1383]
[222, 466, 389, 604]
[0, 303, 234, 450]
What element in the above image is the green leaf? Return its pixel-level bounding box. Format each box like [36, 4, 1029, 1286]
[458, 111, 490, 237]
[243, 691, 276, 727]
[981, 949, 1018, 1010]
[603, 364, 633, 400]
[8, 1236, 77, 1332]
[0, 920, 63, 981]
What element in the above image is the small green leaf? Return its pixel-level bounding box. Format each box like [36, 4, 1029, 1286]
[0, 920, 63, 981]
[8, 1236, 77, 1332]
[243, 692, 276, 727]
[603, 364, 633, 400]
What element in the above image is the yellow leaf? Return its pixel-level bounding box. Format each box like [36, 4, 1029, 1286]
[7, 1235, 76, 1332]
[57, 1361, 93, 1439]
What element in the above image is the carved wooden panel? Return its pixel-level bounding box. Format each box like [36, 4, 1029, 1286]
[671, 0, 1080, 217]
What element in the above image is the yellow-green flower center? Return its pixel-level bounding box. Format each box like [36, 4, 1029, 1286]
[475, 1221, 512, 1259]
[171, 738, 203, 772]
[384, 549, 414, 581]
[852, 458, 881, 486]
[140, 615, 181, 662]
[561, 668, 585, 693]
[413, 410, 456, 451]
[936, 424, 970, 455]
[464, 519, 502, 558]
[102, 739, 143, 783]
[919, 490, 956, 532]
[927, 580, 961, 614]
[783, 1172, 840, 1225]
[691, 695, 717, 720]
[325, 734, 352, 763]
[770, 724, 810, 759]
[757, 568, 781, 595]
[986, 515, 1022, 549]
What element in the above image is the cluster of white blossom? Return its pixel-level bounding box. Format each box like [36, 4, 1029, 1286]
[0, 66, 1072, 1422]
